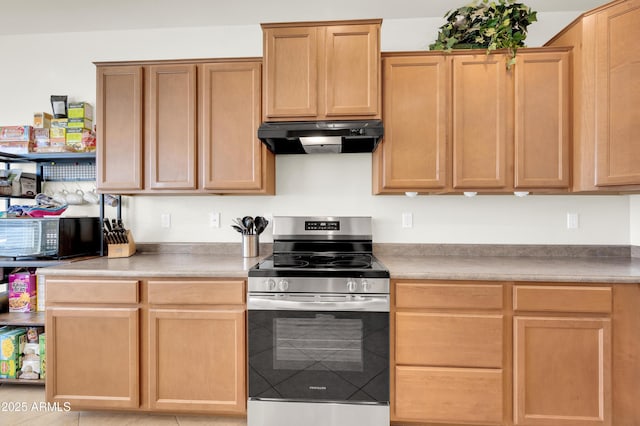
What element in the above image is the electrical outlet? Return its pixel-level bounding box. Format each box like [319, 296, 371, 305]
[161, 213, 171, 228]
[567, 212, 579, 229]
[402, 212, 413, 228]
[209, 212, 220, 228]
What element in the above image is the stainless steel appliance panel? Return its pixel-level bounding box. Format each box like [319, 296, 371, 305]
[248, 399, 389, 426]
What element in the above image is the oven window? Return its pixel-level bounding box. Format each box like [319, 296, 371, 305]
[248, 310, 389, 403]
[274, 316, 363, 372]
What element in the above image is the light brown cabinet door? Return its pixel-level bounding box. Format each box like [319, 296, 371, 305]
[46, 307, 140, 409]
[452, 54, 513, 190]
[373, 55, 448, 193]
[514, 51, 570, 189]
[148, 308, 245, 414]
[263, 27, 318, 119]
[513, 316, 611, 426]
[146, 64, 197, 190]
[395, 366, 503, 424]
[199, 62, 271, 192]
[324, 24, 380, 117]
[595, 1, 640, 186]
[96, 66, 143, 191]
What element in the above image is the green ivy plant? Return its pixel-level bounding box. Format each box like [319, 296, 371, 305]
[429, 0, 537, 68]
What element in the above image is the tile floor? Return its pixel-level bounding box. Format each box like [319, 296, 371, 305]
[0, 385, 247, 426]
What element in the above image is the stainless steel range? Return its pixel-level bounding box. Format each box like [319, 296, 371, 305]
[247, 216, 390, 426]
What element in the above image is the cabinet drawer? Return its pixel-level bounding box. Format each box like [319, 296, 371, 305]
[514, 285, 612, 313]
[396, 312, 503, 368]
[395, 281, 503, 310]
[148, 280, 244, 305]
[395, 366, 503, 424]
[46, 279, 139, 304]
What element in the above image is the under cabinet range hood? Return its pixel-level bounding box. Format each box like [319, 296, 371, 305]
[258, 120, 383, 154]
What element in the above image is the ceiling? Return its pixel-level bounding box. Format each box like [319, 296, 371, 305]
[1, 0, 609, 36]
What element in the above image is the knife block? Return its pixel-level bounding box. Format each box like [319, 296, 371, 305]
[107, 230, 136, 258]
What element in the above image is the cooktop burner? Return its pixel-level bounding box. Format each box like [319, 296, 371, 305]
[275, 253, 373, 269]
[250, 253, 389, 278]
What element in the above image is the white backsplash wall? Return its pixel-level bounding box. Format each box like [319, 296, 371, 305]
[631, 195, 640, 246]
[126, 154, 630, 245]
[0, 6, 632, 245]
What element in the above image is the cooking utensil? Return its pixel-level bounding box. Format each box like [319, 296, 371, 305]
[254, 216, 268, 235]
[242, 216, 254, 235]
[232, 225, 245, 234]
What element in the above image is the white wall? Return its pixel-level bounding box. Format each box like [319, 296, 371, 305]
[631, 195, 640, 246]
[0, 12, 632, 245]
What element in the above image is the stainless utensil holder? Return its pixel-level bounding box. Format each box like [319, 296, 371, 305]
[242, 234, 259, 257]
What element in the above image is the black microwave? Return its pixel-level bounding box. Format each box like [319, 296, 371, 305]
[0, 217, 101, 259]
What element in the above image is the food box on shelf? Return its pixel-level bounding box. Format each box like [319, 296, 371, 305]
[66, 128, 95, 152]
[67, 102, 93, 120]
[0, 126, 34, 142]
[0, 140, 34, 155]
[50, 118, 68, 128]
[34, 128, 50, 148]
[39, 333, 45, 379]
[8, 271, 37, 312]
[33, 112, 52, 128]
[49, 127, 66, 146]
[67, 118, 92, 129]
[0, 328, 27, 379]
[26, 327, 43, 343]
[19, 342, 40, 379]
[20, 173, 37, 197]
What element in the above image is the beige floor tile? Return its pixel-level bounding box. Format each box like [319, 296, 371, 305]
[78, 411, 179, 425]
[176, 415, 247, 426]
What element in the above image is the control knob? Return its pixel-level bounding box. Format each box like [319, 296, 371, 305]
[278, 279, 289, 291]
[347, 279, 358, 293]
[362, 279, 371, 292]
[265, 279, 276, 291]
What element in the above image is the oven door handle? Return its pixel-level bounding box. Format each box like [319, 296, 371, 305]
[247, 295, 390, 312]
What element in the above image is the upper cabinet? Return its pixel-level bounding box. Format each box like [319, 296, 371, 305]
[373, 54, 449, 193]
[374, 48, 570, 195]
[96, 66, 144, 191]
[95, 59, 274, 195]
[546, 0, 640, 191]
[262, 19, 381, 121]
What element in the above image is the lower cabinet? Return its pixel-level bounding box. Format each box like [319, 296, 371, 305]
[46, 306, 140, 409]
[45, 277, 246, 416]
[392, 281, 618, 426]
[147, 279, 246, 414]
[512, 284, 612, 426]
[393, 281, 506, 425]
[46, 278, 140, 409]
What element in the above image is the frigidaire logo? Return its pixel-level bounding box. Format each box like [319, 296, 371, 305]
[309, 386, 327, 390]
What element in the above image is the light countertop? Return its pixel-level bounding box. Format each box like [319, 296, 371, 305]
[36, 251, 640, 283]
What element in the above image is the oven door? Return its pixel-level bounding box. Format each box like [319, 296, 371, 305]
[247, 293, 389, 404]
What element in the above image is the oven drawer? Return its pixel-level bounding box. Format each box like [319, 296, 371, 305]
[46, 279, 139, 304]
[513, 284, 612, 313]
[395, 312, 503, 368]
[395, 366, 503, 424]
[395, 281, 503, 310]
[148, 280, 244, 305]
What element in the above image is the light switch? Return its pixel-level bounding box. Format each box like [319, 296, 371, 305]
[161, 213, 171, 228]
[402, 212, 413, 228]
[567, 212, 579, 229]
[209, 212, 220, 228]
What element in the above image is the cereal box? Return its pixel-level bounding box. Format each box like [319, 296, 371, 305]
[68, 102, 93, 120]
[50, 118, 68, 128]
[0, 328, 27, 378]
[39, 333, 45, 379]
[8, 271, 36, 312]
